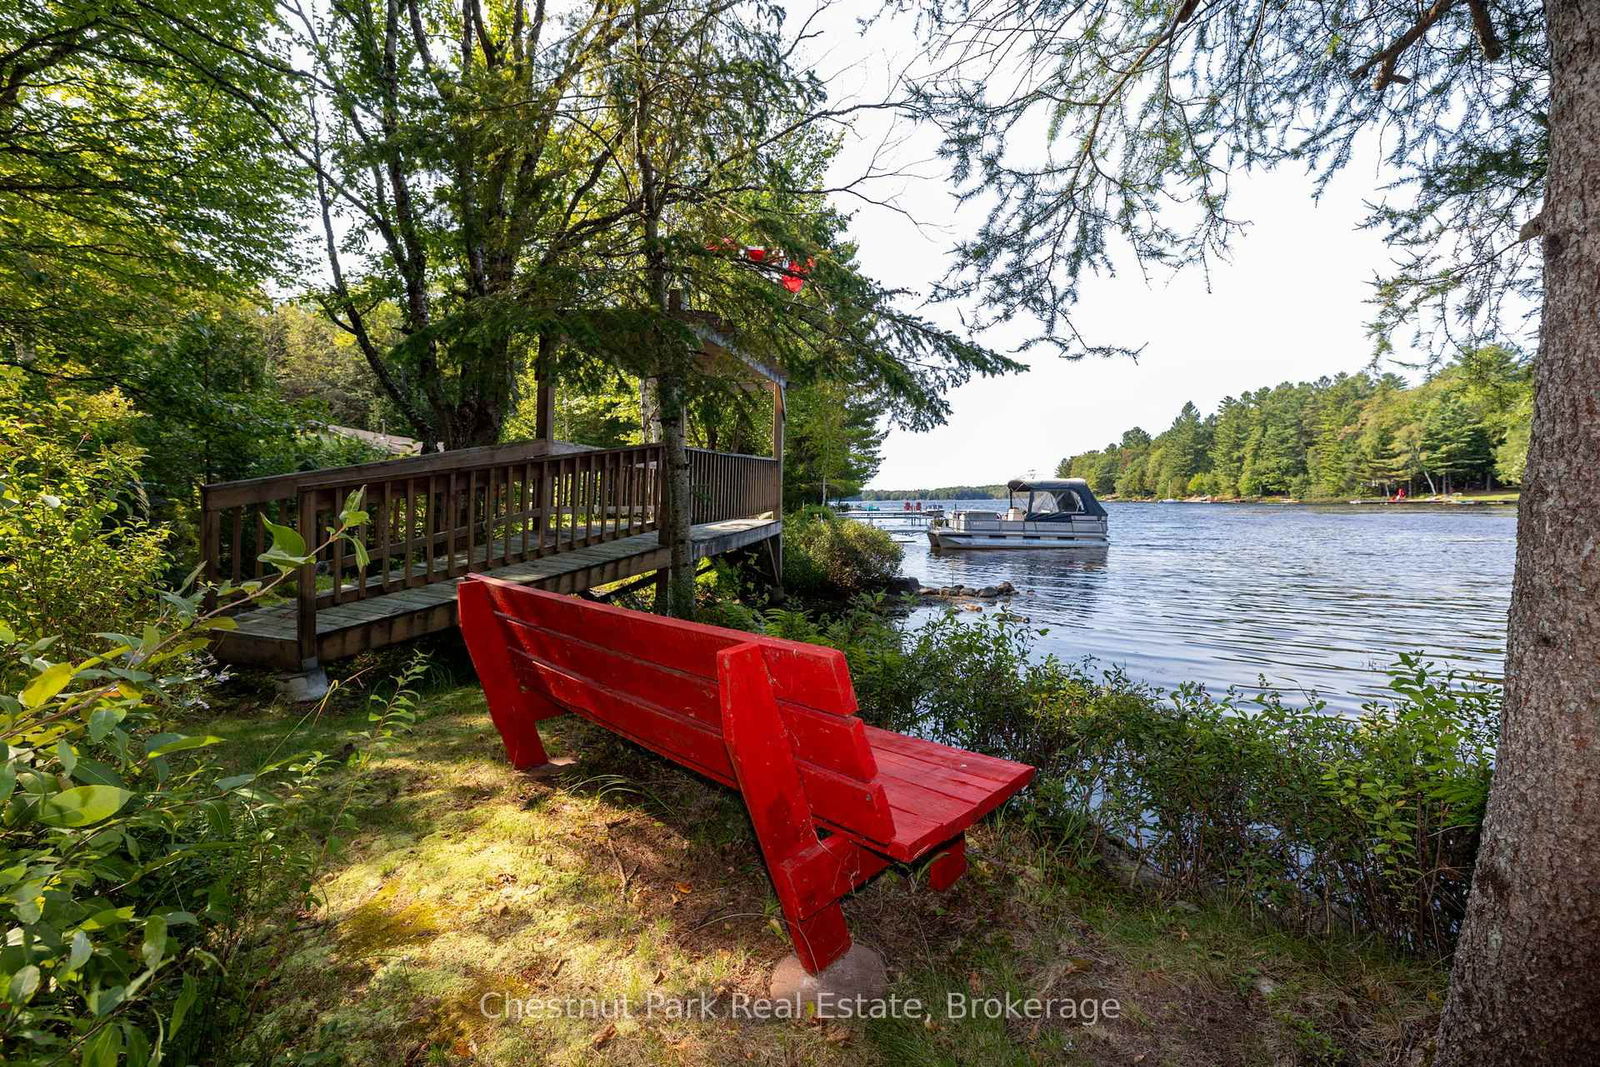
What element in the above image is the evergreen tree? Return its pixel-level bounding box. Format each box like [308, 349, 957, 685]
[1056, 355, 1527, 500]
[784, 381, 886, 508]
[1422, 394, 1496, 493]
[1208, 397, 1252, 498]
[1153, 401, 1208, 496]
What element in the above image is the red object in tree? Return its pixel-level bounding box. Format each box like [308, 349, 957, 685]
[458, 575, 1036, 975]
[780, 257, 815, 293]
[706, 241, 813, 294]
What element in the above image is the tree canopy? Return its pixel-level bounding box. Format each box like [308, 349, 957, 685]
[287, 0, 1017, 449]
[914, 0, 1548, 357]
[1, 0, 301, 369]
[1061, 347, 1530, 499]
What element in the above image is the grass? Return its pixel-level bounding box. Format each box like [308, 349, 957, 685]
[199, 672, 1448, 1066]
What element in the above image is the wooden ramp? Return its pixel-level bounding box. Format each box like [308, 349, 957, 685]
[215, 518, 779, 670]
[199, 437, 785, 673]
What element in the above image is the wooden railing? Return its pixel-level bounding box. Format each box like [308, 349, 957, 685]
[688, 448, 781, 524]
[201, 441, 666, 667]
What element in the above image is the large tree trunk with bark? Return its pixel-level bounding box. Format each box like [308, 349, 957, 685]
[434, 337, 517, 449]
[1435, 2, 1600, 1060]
[657, 371, 696, 618]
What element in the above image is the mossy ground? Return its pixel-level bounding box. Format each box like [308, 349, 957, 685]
[202, 674, 1445, 1066]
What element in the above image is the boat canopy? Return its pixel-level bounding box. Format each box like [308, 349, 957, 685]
[1005, 477, 1108, 519]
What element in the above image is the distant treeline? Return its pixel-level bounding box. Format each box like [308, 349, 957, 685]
[1058, 347, 1532, 499]
[858, 485, 1007, 500]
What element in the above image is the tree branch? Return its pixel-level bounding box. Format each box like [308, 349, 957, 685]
[1351, 0, 1457, 91]
[1466, 0, 1504, 61]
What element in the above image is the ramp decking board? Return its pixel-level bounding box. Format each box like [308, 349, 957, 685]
[213, 518, 779, 670]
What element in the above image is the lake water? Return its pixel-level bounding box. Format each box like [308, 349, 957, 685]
[849, 501, 1517, 705]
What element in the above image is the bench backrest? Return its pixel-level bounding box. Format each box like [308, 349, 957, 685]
[460, 576, 897, 846]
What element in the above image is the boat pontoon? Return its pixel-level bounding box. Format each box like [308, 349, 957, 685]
[926, 478, 1109, 549]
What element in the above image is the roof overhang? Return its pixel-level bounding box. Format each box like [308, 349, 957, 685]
[678, 311, 788, 388]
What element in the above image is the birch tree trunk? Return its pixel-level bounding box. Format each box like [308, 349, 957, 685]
[1436, 2, 1600, 1059]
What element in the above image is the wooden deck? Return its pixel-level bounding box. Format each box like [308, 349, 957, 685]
[214, 518, 779, 670]
[200, 436, 784, 674]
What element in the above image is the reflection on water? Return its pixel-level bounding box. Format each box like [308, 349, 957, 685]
[857, 501, 1517, 704]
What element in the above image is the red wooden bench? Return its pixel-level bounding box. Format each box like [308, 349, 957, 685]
[458, 574, 1035, 976]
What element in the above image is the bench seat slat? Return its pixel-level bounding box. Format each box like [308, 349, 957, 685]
[507, 649, 897, 844]
[484, 582, 857, 716]
[865, 727, 1036, 859]
[869, 747, 1022, 806]
[865, 727, 1034, 789]
[491, 611, 880, 783]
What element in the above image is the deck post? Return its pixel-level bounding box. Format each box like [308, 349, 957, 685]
[296, 489, 319, 673]
[770, 381, 785, 578]
[200, 484, 221, 612]
[534, 333, 556, 442]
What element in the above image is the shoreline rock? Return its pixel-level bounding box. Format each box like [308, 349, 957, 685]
[907, 579, 1016, 600]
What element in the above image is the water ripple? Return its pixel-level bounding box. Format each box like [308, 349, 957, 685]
[881, 501, 1516, 706]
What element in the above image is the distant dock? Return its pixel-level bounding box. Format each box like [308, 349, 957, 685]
[836, 507, 941, 529]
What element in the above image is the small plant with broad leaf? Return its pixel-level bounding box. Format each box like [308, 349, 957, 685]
[0, 489, 388, 1064]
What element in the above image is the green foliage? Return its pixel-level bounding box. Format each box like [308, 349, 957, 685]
[0, 588, 286, 1065]
[1, 0, 302, 373]
[890, 616, 1495, 956]
[117, 299, 393, 509]
[0, 498, 419, 1065]
[1061, 349, 1533, 498]
[288, 0, 1021, 450]
[0, 379, 168, 659]
[506, 357, 647, 450]
[264, 304, 398, 436]
[784, 381, 887, 508]
[780, 507, 903, 599]
[755, 604, 1496, 958]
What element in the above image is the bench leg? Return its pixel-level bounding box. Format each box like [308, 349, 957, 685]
[786, 902, 852, 975]
[719, 643, 863, 975]
[459, 578, 566, 770]
[927, 835, 968, 891]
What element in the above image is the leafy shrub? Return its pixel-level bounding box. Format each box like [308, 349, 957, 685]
[771, 606, 1497, 958]
[781, 507, 902, 599]
[0, 491, 410, 1064]
[0, 380, 169, 659]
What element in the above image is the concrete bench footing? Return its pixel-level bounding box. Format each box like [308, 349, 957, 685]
[769, 944, 887, 1010]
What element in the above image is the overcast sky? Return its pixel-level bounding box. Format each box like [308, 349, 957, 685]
[794, 1, 1430, 490]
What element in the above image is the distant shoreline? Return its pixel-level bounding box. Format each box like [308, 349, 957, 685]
[846, 493, 1520, 508]
[1111, 494, 1520, 507]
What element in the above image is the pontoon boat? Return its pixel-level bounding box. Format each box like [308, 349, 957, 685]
[926, 478, 1108, 549]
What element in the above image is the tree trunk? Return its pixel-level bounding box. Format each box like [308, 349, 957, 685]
[436, 337, 515, 449]
[1435, 2, 1600, 1061]
[657, 371, 695, 618]
[534, 332, 556, 442]
[640, 377, 662, 439]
